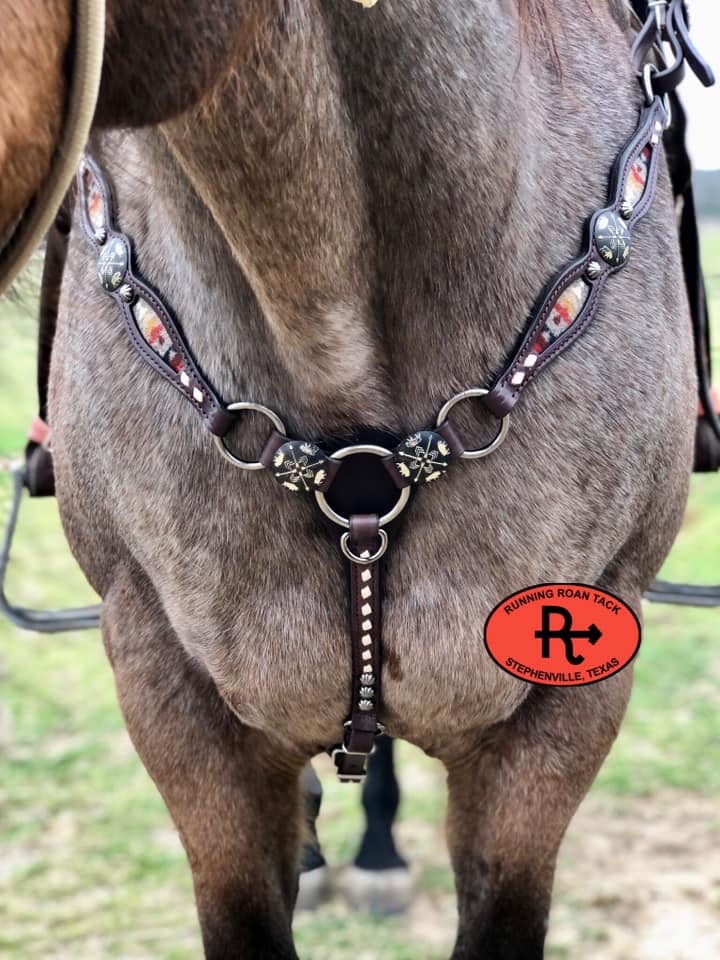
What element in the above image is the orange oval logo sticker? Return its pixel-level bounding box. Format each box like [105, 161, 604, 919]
[484, 583, 641, 686]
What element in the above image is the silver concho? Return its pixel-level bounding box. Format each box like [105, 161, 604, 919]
[271, 440, 332, 493]
[594, 211, 631, 268]
[97, 237, 128, 292]
[393, 430, 451, 485]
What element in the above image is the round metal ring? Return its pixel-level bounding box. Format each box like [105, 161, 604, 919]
[640, 65, 672, 126]
[314, 444, 412, 529]
[213, 402, 286, 471]
[340, 529, 389, 565]
[436, 388, 511, 460]
[642, 63, 657, 106]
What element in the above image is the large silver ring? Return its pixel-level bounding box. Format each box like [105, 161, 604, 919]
[340, 529, 389, 565]
[436, 388, 510, 460]
[314, 444, 412, 529]
[213, 402, 286, 471]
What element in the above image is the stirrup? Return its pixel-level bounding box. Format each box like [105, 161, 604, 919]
[645, 579, 720, 608]
[1, 465, 101, 632]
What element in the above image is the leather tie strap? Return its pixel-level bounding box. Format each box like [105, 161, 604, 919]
[332, 514, 384, 782]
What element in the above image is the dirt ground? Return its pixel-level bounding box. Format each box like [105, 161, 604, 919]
[388, 792, 720, 959]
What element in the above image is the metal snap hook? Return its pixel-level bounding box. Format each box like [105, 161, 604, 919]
[648, 0, 668, 32]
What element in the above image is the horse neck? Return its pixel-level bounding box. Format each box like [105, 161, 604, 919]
[103, 0, 636, 436]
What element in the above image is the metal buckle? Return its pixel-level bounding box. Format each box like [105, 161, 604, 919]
[331, 744, 371, 784]
[331, 721, 385, 783]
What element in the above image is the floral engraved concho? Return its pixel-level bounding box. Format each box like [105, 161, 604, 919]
[272, 440, 332, 493]
[393, 431, 451, 485]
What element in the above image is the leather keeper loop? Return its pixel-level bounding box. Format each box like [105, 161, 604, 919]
[260, 430, 288, 470]
[349, 513, 381, 552]
[437, 419, 467, 458]
[383, 454, 410, 490]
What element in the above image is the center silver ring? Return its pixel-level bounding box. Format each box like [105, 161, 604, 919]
[314, 444, 412, 529]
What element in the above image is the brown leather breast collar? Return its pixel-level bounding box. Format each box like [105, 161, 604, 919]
[70, 2, 712, 781]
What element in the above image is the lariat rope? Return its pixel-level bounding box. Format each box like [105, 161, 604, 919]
[0, 0, 105, 296]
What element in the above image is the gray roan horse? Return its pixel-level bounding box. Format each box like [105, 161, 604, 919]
[17, 0, 701, 957]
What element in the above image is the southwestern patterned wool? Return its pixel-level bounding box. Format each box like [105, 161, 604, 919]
[624, 145, 651, 206]
[83, 168, 105, 233]
[531, 277, 591, 356]
[131, 298, 185, 373]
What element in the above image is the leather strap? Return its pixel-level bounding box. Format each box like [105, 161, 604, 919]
[632, 1, 714, 97]
[436, 419, 466, 458]
[483, 97, 667, 418]
[332, 514, 384, 782]
[24, 195, 73, 498]
[77, 155, 235, 438]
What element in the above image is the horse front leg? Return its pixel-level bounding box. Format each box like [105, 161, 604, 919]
[344, 735, 412, 913]
[102, 571, 303, 960]
[297, 762, 331, 910]
[442, 675, 632, 960]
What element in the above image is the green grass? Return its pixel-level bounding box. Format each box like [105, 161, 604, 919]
[0, 235, 719, 958]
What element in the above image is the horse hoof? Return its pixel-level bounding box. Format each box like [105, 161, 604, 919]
[340, 866, 414, 915]
[296, 865, 332, 911]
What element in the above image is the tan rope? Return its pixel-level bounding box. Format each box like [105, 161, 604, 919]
[0, 0, 106, 296]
